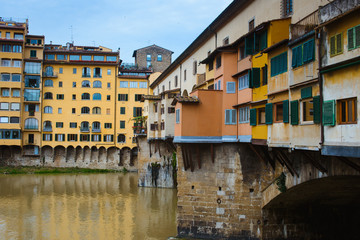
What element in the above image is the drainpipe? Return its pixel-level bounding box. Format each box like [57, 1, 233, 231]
[318, 28, 324, 145]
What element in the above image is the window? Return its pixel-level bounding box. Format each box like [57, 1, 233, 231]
[13, 45, 22, 53]
[1, 73, 10, 81]
[59, 81, 63, 87]
[12, 89, 20, 97]
[249, 18, 255, 31]
[73, 68, 77, 74]
[118, 94, 128, 101]
[44, 80, 53, 87]
[0, 117, 9, 123]
[104, 123, 112, 129]
[106, 56, 117, 62]
[238, 73, 249, 90]
[82, 55, 91, 61]
[106, 108, 110, 115]
[120, 121, 125, 129]
[118, 134, 126, 143]
[107, 82, 111, 88]
[239, 106, 250, 123]
[146, 54, 151, 61]
[214, 80, 221, 90]
[338, 98, 357, 124]
[72, 108, 76, 114]
[107, 95, 110, 101]
[56, 122, 63, 128]
[0, 102, 9, 110]
[25, 118, 38, 129]
[25, 76, 40, 88]
[226, 82, 236, 93]
[94, 55, 104, 61]
[120, 107, 126, 114]
[258, 108, 266, 124]
[93, 93, 101, 100]
[282, 0, 293, 17]
[57, 55, 67, 60]
[292, 38, 315, 68]
[94, 67, 102, 78]
[81, 107, 90, 114]
[162, 85, 165, 92]
[82, 93, 90, 100]
[92, 107, 101, 114]
[58, 108, 62, 114]
[80, 121, 90, 131]
[225, 109, 236, 125]
[274, 102, 284, 122]
[348, 25, 360, 50]
[80, 134, 90, 142]
[46, 54, 55, 60]
[14, 33, 23, 40]
[216, 56, 221, 69]
[208, 60, 214, 71]
[25, 104, 38, 114]
[93, 81, 102, 88]
[223, 37, 229, 46]
[184, 70, 187, 81]
[73, 82, 76, 88]
[68, 134, 78, 141]
[25, 62, 41, 74]
[44, 106, 53, 113]
[11, 103, 20, 111]
[193, 61, 197, 75]
[12, 60, 21, 67]
[82, 80, 91, 88]
[120, 81, 128, 88]
[1, 59, 11, 67]
[44, 92, 53, 100]
[133, 107, 142, 117]
[10, 117, 19, 123]
[72, 94, 76, 100]
[55, 134, 65, 142]
[12, 74, 21, 82]
[2, 88, 10, 97]
[30, 50, 37, 58]
[175, 76, 178, 87]
[104, 135, 113, 142]
[130, 82, 138, 88]
[80, 67, 91, 78]
[92, 122, 101, 132]
[301, 99, 314, 123]
[90, 134, 100, 142]
[157, 54, 162, 62]
[176, 109, 180, 124]
[43, 134, 52, 141]
[135, 94, 143, 101]
[2, 44, 11, 52]
[139, 82, 147, 88]
[271, 52, 288, 77]
[330, 33, 343, 56]
[70, 122, 77, 128]
[56, 94, 64, 100]
[69, 55, 80, 61]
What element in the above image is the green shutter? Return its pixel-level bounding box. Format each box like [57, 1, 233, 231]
[301, 86, 312, 99]
[313, 95, 321, 124]
[271, 57, 276, 77]
[250, 108, 257, 126]
[245, 36, 254, 56]
[265, 103, 273, 124]
[308, 38, 315, 62]
[292, 46, 298, 68]
[118, 94, 120, 101]
[323, 100, 336, 126]
[248, 69, 253, 88]
[133, 107, 136, 117]
[303, 42, 309, 63]
[125, 94, 128, 101]
[252, 68, 261, 88]
[263, 65, 268, 85]
[348, 28, 354, 49]
[291, 100, 299, 125]
[356, 25, 360, 48]
[259, 31, 267, 51]
[330, 36, 336, 55]
[283, 100, 289, 123]
[336, 33, 342, 54]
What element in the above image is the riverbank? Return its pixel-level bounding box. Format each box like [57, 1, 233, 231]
[0, 166, 128, 174]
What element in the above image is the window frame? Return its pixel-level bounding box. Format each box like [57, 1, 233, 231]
[274, 102, 284, 123]
[337, 97, 357, 125]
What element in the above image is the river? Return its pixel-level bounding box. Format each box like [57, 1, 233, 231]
[0, 173, 177, 240]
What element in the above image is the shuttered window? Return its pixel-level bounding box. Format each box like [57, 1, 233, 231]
[330, 33, 343, 56]
[283, 100, 289, 123]
[292, 38, 315, 68]
[348, 25, 360, 50]
[301, 86, 312, 99]
[271, 52, 287, 77]
[225, 109, 236, 125]
[290, 100, 299, 125]
[265, 103, 273, 124]
[250, 108, 257, 126]
[252, 68, 261, 88]
[226, 82, 236, 93]
[323, 100, 336, 126]
[313, 95, 321, 124]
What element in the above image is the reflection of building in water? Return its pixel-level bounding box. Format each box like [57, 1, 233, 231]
[0, 174, 177, 240]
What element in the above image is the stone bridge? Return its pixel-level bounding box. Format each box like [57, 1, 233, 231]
[175, 143, 360, 240]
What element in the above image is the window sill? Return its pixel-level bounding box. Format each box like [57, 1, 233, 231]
[338, 122, 357, 125]
[300, 121, 314, 126]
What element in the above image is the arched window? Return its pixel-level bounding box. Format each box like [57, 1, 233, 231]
[45, 66, 54, 76]
[44, 79, 53, 87]
[24, 118, 38, 130]
[80, 121, 89, 131]
[44, 92, 53, 99]
[92, 121, 101, 132]
[93, 93, 101, 100]
[93, 67, 102, 78]
[43, 121, 52, 131]
[44, 106, 53, 113]
[81, 107, 90, 114]
[92, 107, 101, 114]
[81, 93, 90, 100]
[118, 134, 126, 143]
[82, 67, 91, 77]
[93, 80, 102, 88]
[82, 80, 90, 88]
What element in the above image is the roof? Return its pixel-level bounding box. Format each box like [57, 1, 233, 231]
[132, 44, 174, 57]
[171, 96, 199, 105]
[150, 0, 252, 88]
[141, 95, 162, 102]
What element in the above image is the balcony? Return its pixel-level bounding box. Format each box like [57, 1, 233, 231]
[42, 72, 58, 78]
[80, 127, 90, 132]
[197, 73, 206, 86]
[92, 128, 101, 133]
[291, 10, 319, 40]
[25, 139, 38, 145]
[43, 127, 52, 132]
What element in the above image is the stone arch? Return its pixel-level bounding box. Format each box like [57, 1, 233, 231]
[98, 147, 107, 162]
[41, 145, 53, 165]
[182, 89, 188, 97]
[90, 146, 98, 162]
[0, 146, 11, 165]
[120, 147, 131, 166]
[83, 146, 91, 163]
[107, 147, 117, 163]
[54, 146, 66, 165]
[130, 147, 138, 167]
[75, 146, 83, 162]
[66, 146, 75, 162]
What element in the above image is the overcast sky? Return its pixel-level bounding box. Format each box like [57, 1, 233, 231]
[2, 0, 233, 63]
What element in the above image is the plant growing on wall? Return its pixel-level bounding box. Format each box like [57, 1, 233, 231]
[275, 172, 287, 193]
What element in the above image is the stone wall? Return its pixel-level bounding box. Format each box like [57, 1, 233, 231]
[137, 136, 176, 188]
[0, 145, 138, 171]
[176, 143, 272, 239]
[135, 45, 172, 73]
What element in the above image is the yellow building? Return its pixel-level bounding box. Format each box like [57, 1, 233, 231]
[42, 43, 119, 150]
[0, 19, 27, 148]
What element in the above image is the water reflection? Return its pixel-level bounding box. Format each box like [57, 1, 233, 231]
[0, 173, 177, 240]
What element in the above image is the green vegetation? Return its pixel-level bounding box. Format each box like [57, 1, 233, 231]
[0, 166, 127, 175]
